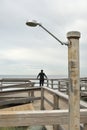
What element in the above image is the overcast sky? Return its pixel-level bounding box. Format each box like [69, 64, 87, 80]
[0, 0, 87, 77]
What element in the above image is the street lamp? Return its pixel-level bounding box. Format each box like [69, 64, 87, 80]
[26, 20, 81, 130]
[26, 20, 68, 46]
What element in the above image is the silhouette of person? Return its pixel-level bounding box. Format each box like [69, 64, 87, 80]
[37, 70, 47, 86]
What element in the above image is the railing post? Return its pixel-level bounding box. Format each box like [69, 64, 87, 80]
[0, 81, 2, 91]
[84, 123, 87, 130]
[41, 87, 44, 110]
[58, 81, 60, 91]
[53, 94, 59, 109]
[51, 79, 53, 89]
[31, 83, 34, 97]
[47, 79, 49, 87]
[67, 31, 81, 130]
[66, 82, 69, 95]
[53, 94, 59, 130]
[28, 83, 34, 102]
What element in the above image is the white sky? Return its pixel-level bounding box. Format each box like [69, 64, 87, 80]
[0, 0, 87, 77]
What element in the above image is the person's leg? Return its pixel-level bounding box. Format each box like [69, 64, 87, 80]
[40, 80, 41, 86]
[42, 80, 44, 86]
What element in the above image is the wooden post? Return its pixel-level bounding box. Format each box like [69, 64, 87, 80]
[58, 81, 60, 91]
[53, 94, 59, 130]
[84, 123, 87, 130]
[51, 79, 53, 89]
[47, 79, 49, 87]
[66, 82, 69, 95]
[28, 83, 34, 102]
[41, 87, 44, 110]
[31, 83, 34, 98]
[53, 94, 59, 109]
[67, 31, 81, 130]
[0, 81, 2, 91]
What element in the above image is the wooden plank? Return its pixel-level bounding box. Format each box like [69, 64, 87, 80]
[0, 87, 41, 96]
[44, 97, 54, 107]
[0, 97, 41, 106]
[0, 109, 87, 127]
[43, 87, 68, 100]
[80, 100, 87, 108]
[0, 83, 34, 90]
[0, 103, 34, 111]
[0, 109, 68, 127]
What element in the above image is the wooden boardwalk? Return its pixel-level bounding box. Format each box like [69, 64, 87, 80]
[0, 77, 87, 130]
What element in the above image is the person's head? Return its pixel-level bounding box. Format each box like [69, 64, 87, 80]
[41, 70, 43, 73]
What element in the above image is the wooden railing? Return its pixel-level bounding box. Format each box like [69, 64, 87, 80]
[0, 78, 87, 129]
[0, 77, 87, 92]
[40, 86, 87, 130]
[0, 87, 87, 129]
[0, 109, 87, 127]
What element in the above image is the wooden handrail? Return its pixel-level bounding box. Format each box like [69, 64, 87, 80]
[0, 109, 87, 127]
[43, 87, 87, 108]
[0, 78, 87, 129]
[0, 87, 40, 96]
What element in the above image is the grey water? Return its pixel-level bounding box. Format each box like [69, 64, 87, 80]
[0, 74, 67, 79]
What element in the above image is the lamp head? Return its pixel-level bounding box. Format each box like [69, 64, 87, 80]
[26, 20, 41, 27]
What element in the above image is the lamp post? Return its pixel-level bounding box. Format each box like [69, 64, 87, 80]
[26, 20, 81, 130]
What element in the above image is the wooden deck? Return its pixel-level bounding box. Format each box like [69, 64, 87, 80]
[0, 77, 87, 130]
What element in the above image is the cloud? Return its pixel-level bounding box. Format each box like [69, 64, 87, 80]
[0, 0, 87, 76]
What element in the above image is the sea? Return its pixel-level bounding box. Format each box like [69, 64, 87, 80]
[0, 75, 68, 79]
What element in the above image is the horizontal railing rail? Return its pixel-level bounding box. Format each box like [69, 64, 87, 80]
[1, 77, 87, 91]
[42, 86, 87, 109]
[0, 109, 87, 127]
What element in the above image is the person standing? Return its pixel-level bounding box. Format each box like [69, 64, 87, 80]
[37, 70, 47, 86]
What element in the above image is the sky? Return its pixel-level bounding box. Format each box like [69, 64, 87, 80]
[0, 0, 87, 77]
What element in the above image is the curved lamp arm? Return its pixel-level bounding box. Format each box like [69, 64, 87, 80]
[26, 20, 68, 46]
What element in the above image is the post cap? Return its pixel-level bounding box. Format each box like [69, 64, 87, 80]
[67, 31, 81, 39]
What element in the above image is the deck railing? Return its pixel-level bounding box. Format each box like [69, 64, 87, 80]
[0, 78, 87, 129]
[0, 77, 87, 96]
